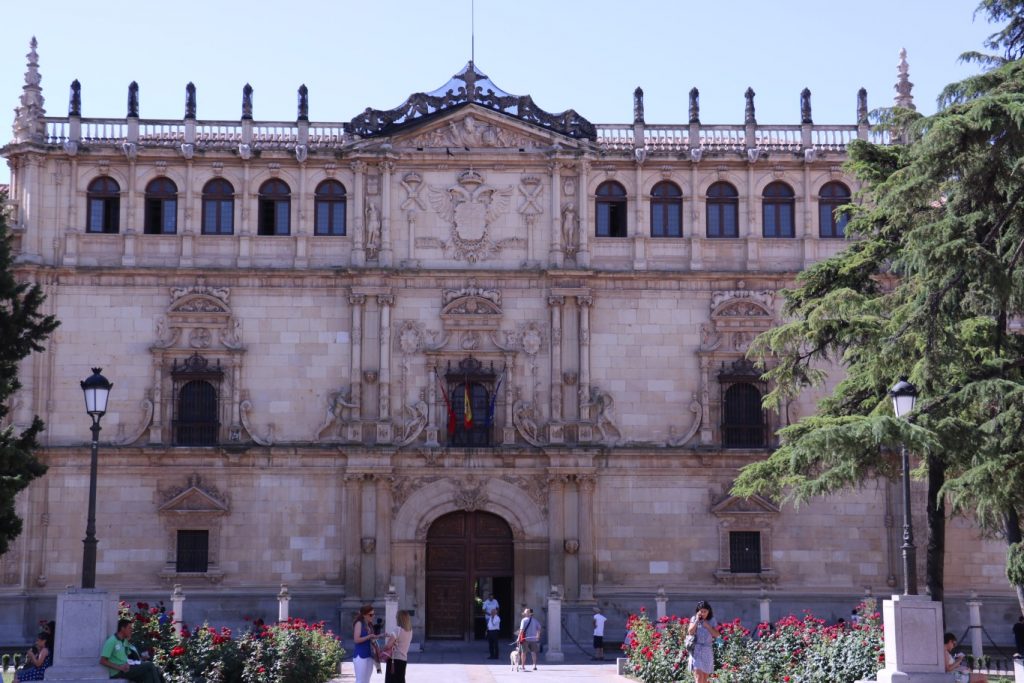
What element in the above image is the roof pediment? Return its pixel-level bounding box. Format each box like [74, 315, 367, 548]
[347, 62, 595, 141]
[389, 105, 570, 151]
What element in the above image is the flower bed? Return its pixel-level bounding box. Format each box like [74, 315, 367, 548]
[120, 602, 345, 683]
[622, 600, 884, 683]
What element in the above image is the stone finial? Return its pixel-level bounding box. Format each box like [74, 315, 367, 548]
[633, 86, 644, 124]
[800, 88, 812, 124]
[185, 82, 196, 119]
[242, 83, 253, 120]
[13, 37, 47, 143]
[127, 81, 139, 118]
[894, 48, 916, 110]
[688, 87, 700, 124]
[857, 88, 868, 125]
[69, 79, 81, 117]
[298, 84, 309, 121]
[744, 87, 756, 125]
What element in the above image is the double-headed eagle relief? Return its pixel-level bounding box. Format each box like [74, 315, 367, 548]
[428, 169, 517, 262]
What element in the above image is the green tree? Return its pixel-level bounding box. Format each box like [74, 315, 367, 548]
[732, 2, 1024, 615]
[0, 190, 59, 555]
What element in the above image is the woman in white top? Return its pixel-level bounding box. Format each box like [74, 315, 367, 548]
[943, 633, 988, 682]
[383, 610, 414, 683]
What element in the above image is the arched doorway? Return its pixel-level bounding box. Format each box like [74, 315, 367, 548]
[426, 511, 513, 640]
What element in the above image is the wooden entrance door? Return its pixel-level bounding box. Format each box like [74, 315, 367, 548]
[426, 511, 513, 640]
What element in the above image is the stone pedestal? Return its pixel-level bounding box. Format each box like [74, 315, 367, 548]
[966, 596, 983, 658]
[544, 588, 564, 663]
[1012, 654, 1023, 683]
[45, 589, 118, 682]
[859, 594, 947, 683]
[384, 585, 399, 635]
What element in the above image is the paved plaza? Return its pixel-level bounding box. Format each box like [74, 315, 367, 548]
[329, 646, 624, 682]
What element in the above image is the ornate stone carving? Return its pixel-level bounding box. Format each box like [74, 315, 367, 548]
[710, 290, 775, 316]
[513, 399, 543, 447]
[563, 539, 580, 555]
[428, 170, 516, 262]
[499, 474, 549, 512]
[240, 395, 274, 446]
[401, 172, 426, 212]
[395, 399, 429, 447]
[666, 395, 702, 447]
[159, 473, 228, 512]
[316, 386, 359, 442]
[361, 537, 376, 554]
[188, 327, 212, 349]
[113, 397, 154, 446]
[517, 175, 544, 226]
[443, 280, 501, 308]
[410, 113, 533, 148]
[389, 475, 443, 514]
[581, 386, 620, 444]
[172, 284, 230, 306]
[561, 202, 580, 257]
[365, 202, 381, 258]
[452, 476, 489, 511]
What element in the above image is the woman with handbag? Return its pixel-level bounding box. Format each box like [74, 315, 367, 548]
[686, 600, 720, 683]
[382, 610, 413, 683]
[352, 605, 380, 683]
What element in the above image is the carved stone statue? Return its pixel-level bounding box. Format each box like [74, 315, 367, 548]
[316, 387, 359, 440]
[582, 386, 620, 443]
[561, 203, 580, 257]
[365, 202, 381, 255]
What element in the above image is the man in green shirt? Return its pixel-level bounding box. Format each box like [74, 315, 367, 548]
[99, 618, 164, 682]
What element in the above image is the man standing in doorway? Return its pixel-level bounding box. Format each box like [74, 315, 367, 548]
[482, 593, 499, 617]
[486, 608, 501, 659]
[592, 606, 608, 660]
[518, 608, 542, 671]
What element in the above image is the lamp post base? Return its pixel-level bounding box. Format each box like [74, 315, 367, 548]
[44, 588, 118, 682]
[857, 594, 946, 683]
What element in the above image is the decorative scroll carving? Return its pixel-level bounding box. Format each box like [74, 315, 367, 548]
[154, 316, 180, 349]
[171, 284, 230, 305]
[395, 320, 448, 354]
[710, 290, 775, 316]
[442, 280, 501, 308]
[395, 399, 429, 447]
[240, 396, 274, 446]
[666, 395, 702, 447]
[316, 386, 359, 441]
[499, 474, 548, 513]
[513, 399, 544, 447]
[113, 397, 154, 446]
[428, 170, 515, 263]
[346, 62, 596, 140]
[389, 475, 443, 514]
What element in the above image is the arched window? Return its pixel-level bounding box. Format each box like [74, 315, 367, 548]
[706, 182, 738, 238]
[174, 380, 218, 446]
[762, 182, 795, 238]
[314, 180, 347, 236]
[86, 177, 120, 233]
[258, 179, 291, 236]
[722, 383, 765, 448]
[595, 181, 627, 237]
[650, 181, 682, 237]
[201, 179, 234, 235]
[819, 181, 851, 238]
[144, 177, 178, 235]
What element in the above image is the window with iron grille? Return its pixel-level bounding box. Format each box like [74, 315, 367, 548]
[722, 382, 765, 448]
[176, 530, 209, 573]
[444, 358, 500, 447]
[171, 354, 223, 446]
[729, 531, 762, 573]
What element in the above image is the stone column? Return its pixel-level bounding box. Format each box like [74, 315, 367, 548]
[966, 593, 983, 658]
[549, 161, 563, 267]
[1013, 656, 1023, 683]
[375, 476, 391, 595]
[349, 294, 365, 438]
[361, 476, 378, 599]
[655, 587, 668, 621]
[545, 586, 565, 662]
[547, 475, 566, 590]
[277, 584, 290, 623]
[170, 584, 185, 636]
[548, 295, 565, 442]
[237, 162, 252, 267]
[351, 161, 366, 266]
[181, 160, 194, 268]
[294, 157, 308, 267]
[380, 160, 393, 266]
[385, 585, 399, 636]
[577, 295, 592, 421]
[698, 356, 713, 445]
[502, 354, 516, 445]
[577, 474, 596, 601]
[377, 294, 394, 431]
[632, 162, 646, 269]
[425, 358, 439, 447]
[344, 474, 362, 599]
[758, 590, 771, 624]
[577, 161, 591, 266]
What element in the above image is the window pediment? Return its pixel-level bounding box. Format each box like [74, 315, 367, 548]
[711, 493, 779, 519]
[441, 281, 503, 331]
[159, 474, 228, 515]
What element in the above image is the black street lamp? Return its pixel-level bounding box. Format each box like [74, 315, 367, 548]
[889, 377, 918, 595]
[79, 368, 112, 589]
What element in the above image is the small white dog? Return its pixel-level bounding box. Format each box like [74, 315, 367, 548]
[510, 645, 523, 671]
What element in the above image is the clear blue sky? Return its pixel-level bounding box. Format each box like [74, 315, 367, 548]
[0, 0, 998, 185]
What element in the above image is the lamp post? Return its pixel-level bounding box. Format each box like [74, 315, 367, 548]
[889, 377, 918, 596]
[80, 368, 112, 589]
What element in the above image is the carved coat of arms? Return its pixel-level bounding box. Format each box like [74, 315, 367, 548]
[428, 170, 517, 262]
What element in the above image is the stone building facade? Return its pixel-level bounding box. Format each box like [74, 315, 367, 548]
[0, 40, 1016, 646]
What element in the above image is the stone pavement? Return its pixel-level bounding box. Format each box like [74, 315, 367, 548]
[328, 644, 624, 682]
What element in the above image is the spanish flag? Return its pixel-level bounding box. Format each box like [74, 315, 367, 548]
[463, 380, 473, 429]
